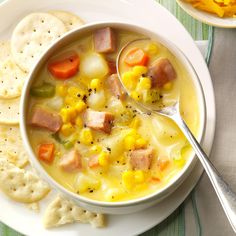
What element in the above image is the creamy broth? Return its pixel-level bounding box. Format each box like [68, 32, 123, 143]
[27, 28, 199, 202]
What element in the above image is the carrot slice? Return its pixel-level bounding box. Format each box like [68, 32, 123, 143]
[124, 47, 148, 66]
[157, 157, 170, 171]
[38, 143, 55, 163]
[48, 51, 80, 79]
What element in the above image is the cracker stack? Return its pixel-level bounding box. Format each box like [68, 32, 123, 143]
[0, 11, 84, 163]
[0, 10, 105, 229]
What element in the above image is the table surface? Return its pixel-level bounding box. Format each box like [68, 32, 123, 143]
[0, 0, 212, 235]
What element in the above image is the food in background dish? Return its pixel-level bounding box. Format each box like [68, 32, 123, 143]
[183, 0, 236, 17]
[27, 26, 200, 202]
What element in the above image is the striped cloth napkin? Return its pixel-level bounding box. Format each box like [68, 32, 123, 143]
[0, 1, 212, 235]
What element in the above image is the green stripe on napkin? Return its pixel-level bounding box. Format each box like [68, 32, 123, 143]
[140, 1, 212, 236]
[0, 0, 211, 235]
[0, 224, 22, 236]
[141, 204, 185, 236]
[191, 190, 202, 236]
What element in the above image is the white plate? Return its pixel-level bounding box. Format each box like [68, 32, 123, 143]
[0, 0, 216, 235]
[176, 0, 236, 28]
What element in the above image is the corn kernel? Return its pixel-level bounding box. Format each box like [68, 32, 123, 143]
[137, 77, 151, 90]
[67, 86, 85, 98]
[64, 95, 78, 106]
[163, 82, 172, 90]
[146, 42, 159, 54]
[98, 151, 109, 167]
[143, 89, 160, 104]
[127, 128, 140, 138]
[90, 145, 102, 154]
[134, 170, 145, 183]
[134, 183, 148, 192]
[75, 100, 86, 113]
[116, 155, 126, 165]
[90, 78, 102, 90]
[130, 91, 142, 101]
[56, 84, 67, 96]
[122, 71, 136, 81]
[124, 135, 136, 150]
[122, 171, 134, 190]
[132, 66, 148, 77]
[60, 123, 75, 137]
[60, 107, 77, 123]
[75, 116, 83, 128]
[135, 138, 147, 149]
[174, 156, 186, 168]
[122, 71, 137, 90]
[127, 128, 137, 135]
[80, 128, 93, 145]
[129, 117, 141, 129]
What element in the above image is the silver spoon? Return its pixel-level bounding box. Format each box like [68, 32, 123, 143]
[116, 38, 236, 233]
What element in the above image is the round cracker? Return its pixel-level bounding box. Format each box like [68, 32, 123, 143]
[49, 10, 84, 31]
[11, 12, 67, 72]
[0, 124, 28, 168]
[0, 97, 20, 124]
[0, 159, 50, 203]
[0, 41, 11, 61]
[0, 41, 26, 99]
[0, 58, 27, 99]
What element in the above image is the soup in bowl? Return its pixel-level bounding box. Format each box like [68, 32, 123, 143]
[20, 22, 205, 214]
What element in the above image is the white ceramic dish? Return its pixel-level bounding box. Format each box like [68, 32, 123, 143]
[0, 0, 215, 235]
[20, 21, 206, 214]
[176, 0, 236, 28]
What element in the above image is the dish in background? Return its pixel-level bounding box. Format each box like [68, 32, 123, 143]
[176, 0, 236, 28]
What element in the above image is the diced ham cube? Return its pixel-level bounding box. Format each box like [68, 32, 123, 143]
[129, 148, 153, 171]
[94, 27, 116, 53]
[107, 74, 126, 100]
[85, 109, 114, 134]
[147, 58, 176, 88]
[107, 60, 117, 74]
[88, 155, 99, 168]
[59, 149, 82, 172]
[30, 107, 62, 133]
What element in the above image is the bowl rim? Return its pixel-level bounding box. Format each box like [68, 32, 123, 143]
[20, 21, 206, 208]
[176, 0, 236, 28]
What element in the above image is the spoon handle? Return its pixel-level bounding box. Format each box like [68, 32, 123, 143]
[174, 115, 236, 233]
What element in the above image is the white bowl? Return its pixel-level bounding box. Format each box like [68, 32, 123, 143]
[20, 21, 206, 214]
[176, 0, 236, 28]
